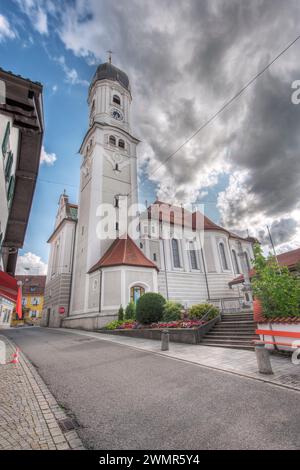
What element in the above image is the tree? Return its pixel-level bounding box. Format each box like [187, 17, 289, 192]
[251, 243, 300, 318]
[118, 305, 124, 321]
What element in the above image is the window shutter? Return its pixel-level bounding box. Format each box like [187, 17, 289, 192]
[7, 175, 15, 206]
[2, 122, 10, 158]
[5, 151, 13, 181]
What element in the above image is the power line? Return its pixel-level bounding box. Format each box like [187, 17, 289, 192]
[128, 32, 300, 199]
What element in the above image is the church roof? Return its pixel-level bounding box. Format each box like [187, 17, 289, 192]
[88, 236, 159, 273]
[91, 62, 130, 91]
[145, 200, 252, 242]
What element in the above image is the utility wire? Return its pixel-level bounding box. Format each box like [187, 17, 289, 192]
[128, 33, 300, 200]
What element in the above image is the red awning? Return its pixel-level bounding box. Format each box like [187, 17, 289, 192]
[0, 270, 18, 302]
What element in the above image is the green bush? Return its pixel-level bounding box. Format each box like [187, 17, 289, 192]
[252, 243, 300, 318]
[136, 292, 166, 324]
[118, 305, 124, 321]
[189, 303, 220, 321]
[125, 301, 136, 320]
[104, 319, 124, 330]
[162, 300, 182, 321]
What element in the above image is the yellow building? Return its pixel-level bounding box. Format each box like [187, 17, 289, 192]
[16, 275, 46, 323]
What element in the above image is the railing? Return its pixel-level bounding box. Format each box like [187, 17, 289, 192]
[208, 297, 246, 313]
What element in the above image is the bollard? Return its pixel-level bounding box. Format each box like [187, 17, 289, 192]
[161, 329, 169, 351]
[255, 343, 273, 375]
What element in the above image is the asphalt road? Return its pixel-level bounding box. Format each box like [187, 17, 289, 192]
[3, 326, 300, 450]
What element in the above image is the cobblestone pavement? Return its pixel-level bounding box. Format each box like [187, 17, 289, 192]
[0, 335, 85, 450]
[57, 328, 300, 392]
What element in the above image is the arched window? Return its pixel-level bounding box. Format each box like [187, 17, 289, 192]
[219, 242, 229, 270]
[130, 285, 145, 304]
[113, 94, 121, 105]
[244, 251, 251, 271]
[232, 249, 240, 274]
[189, 241, 198, 270]
[118, 139, 125, 149]
[109, 135, 116, 145]
[172, 239, 181, 268]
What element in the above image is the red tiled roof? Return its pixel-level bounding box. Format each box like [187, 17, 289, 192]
[147, 201, 251, 241]
[88, 236, 159, 273]
[0, 270, 18, 302]
[229, 247, 300, 286]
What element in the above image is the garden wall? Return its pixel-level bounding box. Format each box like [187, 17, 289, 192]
[99, 315, 220, 345]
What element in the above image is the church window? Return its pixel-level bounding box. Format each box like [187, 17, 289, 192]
[219, 242, 229, 270]
[244, 251, 251, 271]
[109, 135, 116, 145]
[172, 239, 181, 268]
[118, 139, 125, 149]
[113, 94, 121, 105]
[153, 253, 157, 262]
[130, 285, 145, 304]
[114, 163, 120, 172]
[116, 222, 119, 231]
[189, 242, 198, 270]
[232, 249, 240, 274]
[114, 196, 119, 208]
[140, 242, 143, 249]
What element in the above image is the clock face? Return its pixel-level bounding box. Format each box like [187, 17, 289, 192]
[111, 108, 124, 121]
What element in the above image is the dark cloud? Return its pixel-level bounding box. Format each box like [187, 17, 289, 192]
[50, 0, 300, 247]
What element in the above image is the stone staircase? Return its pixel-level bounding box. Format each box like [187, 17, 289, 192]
[201, 311, 259, 351]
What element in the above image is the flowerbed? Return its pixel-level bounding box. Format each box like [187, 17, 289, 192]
[104, 319, 206, 330]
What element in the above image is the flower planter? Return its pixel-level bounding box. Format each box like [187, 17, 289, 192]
[99, 316, 220, 345]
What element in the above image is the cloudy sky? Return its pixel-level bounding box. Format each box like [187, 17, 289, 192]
[1, 0, 300, 274]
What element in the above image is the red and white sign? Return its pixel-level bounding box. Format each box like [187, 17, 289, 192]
[59, 307, 65, 314]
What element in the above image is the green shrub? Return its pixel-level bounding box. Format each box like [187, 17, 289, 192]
[162, 301, 182, 321]
[136, 292, 166, 324]
[118, 305, 124, 321]
[125, 301, 136, 320]
[252, 243, 300, 318]
[104, 319, 124, 330]
[189, 303, 220, 321]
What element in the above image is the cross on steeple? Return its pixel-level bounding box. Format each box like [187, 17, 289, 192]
[107, 50, 113, 64]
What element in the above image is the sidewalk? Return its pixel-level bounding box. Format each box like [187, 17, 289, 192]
[0, 335, 85, 450]
[57, 328, 300, 392]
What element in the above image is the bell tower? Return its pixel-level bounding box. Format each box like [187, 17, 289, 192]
[70, 60, 140, 315]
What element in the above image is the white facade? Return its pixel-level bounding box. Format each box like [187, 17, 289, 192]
[0, 115, 19, 270]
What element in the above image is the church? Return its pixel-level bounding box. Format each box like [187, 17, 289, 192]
[42, 60, 255, 330]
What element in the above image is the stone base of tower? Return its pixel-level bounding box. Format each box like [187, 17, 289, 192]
[61, 312, 117, 331]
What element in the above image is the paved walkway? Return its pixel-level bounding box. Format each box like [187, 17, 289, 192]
[0, 335, 84, 450]
[57, 328, 300, 392]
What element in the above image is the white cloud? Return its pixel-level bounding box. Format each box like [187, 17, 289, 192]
[0, 14, 16, 42]
[54, 55, 89, 86]
[15, 0, 48, 35]
[40, 145, 57, 165]
[16, 252, 48, 275]
[52, 84, 58, 93]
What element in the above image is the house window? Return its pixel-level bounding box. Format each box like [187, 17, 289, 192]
[118, 139, 125, 149]
[232, 249, 240, 274]
[189, 242, 198, 270]
[5, 151, 13, 181]
[219, 242, 229, 270]
[113, 94, 121, 105]
[172, 239, 181, 268]
[244, 251, 251, 271]
[109, 135, 116, 145]
[2, 121, 10, 158]
[130, 285, 145, 304]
